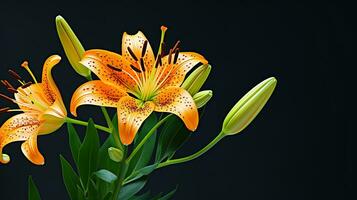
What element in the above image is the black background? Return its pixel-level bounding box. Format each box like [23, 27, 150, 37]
[0, 1, 353, 199]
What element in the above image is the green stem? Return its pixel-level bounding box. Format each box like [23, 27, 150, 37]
[113, 150, 128, 199]
[126, 114, 172, 163]
[65, 117, 111, 133]
[157, 132, 225, 169]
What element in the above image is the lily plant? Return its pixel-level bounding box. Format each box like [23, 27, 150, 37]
[0, 15, 277, 200]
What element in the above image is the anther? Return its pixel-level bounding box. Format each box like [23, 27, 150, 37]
[8, 69, 22, 80]
[161, 42, 166, 56]
[21, 82, 32, 89]
[173, 48, 180, 64]
[7, 88, 18, 94]
[140, 58, 146, 72]
[159, 53, 163, 66]
[107, 64, 122, 72]
[3, 80, 14, 89]
[168, 49, 173, 64]
[127, 47, 138, 61]
[142, 40, 148, 58]
[0, 107, 10, 113]
[0, 93, 15, 103]
[130, 65, 142, 73]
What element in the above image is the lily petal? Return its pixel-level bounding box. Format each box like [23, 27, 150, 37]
[122, 31, 155, 72]
[117, 96, 155, 145]
[0, 113, 41, 164]
[41, 55, 63, 104]
[14, 84, 50, 112]
[80, 49, 140, 92]
[153, 86, 199, 131]
[158, 52, 208, 89]
[70, 80, 127, 116]
[21, 132, 44, 165]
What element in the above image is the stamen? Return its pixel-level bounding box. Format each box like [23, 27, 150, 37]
[7, 88, 18, 94]
[173, 48, 180, 64]
[172, 40, 181, 51]
[161, 42, 166, 56]
[0, 107, 10, 113]
[155, 59, 160, 68]
[107, 64, 122, 72]
[21, 82, 32, 89]
[141, 40, 148, 58]
[140, 58, 146, 72]
[4, 80, 15, 89]
[127, 47, 138, 61]
[159, 53, 163, 66]
[0, 93, 15, 103]
[168, 49, 173, 64]
[21, 61, 38, 84]
[8, 69, 22, 80]
[130, 64, 142, 73]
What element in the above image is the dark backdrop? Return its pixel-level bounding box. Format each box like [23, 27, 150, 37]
[0, 1, 352, 199]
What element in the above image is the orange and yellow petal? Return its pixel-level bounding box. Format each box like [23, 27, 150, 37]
[117, 96, 155, 145]
[70, 80, 128, 116]
[153, 86, 199, 131]
[41, 55, 63, 104]
[14, 84, 52, 112]
[0, 113, 41, 164]
[38, 100, 67, 135]
[21, 133, 44, 165]
[122, 31, 155, 72]
[158, 52, 208, 89]
[80, 49, 139, 92]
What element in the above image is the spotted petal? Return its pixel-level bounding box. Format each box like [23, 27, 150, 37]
[41, 55, 64, 105]
[117, 96, 155, 145]
[157, 52, 208, 89]
[153, 86, 199, 131]
[0, 113, 42, 164]
[122, 31, 155, 72]
[70, 80, 127, 116]
[80, 49, 141, 92]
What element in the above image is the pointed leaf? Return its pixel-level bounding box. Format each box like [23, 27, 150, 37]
[118, 178, 147, 200]
[156, 186, 178, 200]
[28, 176, 41, 200]
[78, 119, 100, 187]
[124, 164, 158, 185]
[60, 155, 80, 200]
[67, 123, 81, 165]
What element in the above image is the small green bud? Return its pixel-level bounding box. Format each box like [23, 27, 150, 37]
[193, 90, 213, 108]
[182, 64, 211, 95]
[55, 15, 91, 78]
[222, 77, 277, 135]
[108, 147, 123, 162]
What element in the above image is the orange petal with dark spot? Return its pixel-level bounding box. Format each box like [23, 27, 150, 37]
[70, 80, 127, 116]
[157, 52, 208, 89]
[153, 87, 199, 131]
[117, 96, 155, 145]
[21, 132, 44, 165]
[122, 31, 156, 72]
[0, 113, 41, 164]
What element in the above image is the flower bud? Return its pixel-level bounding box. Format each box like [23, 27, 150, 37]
[222, 77, 277, 135]
[182, 64, 211, 95]
[193, 90, 213, 108]
[108, 147, 123, 162]
[55, 15, 91, 78]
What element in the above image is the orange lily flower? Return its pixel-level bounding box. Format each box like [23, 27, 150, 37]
[0, 55, 67, 165]
[71, 27, 208, 145]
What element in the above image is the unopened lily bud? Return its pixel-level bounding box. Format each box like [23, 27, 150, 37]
[55, 15, 91, 78]
[108, 147, 123, 162]
[193, 90, 213, 108]
[222, 77, 277, 135]
[182, 64, 211, 95]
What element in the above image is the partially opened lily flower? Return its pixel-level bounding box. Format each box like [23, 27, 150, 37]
[71, 26, 208, 145]
[0, 55, 67, 165]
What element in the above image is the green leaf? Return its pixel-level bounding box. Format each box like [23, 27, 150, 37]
[127, 113, 157, 175]
[98, 133, 119, 173]
[94, 169, 118, 183]
[118, 178, 147, 200]
[124, 164, 158, 185]
[76, 185, 85, 200]
[67, 123, 81, 165]
[60, 155, 80, 200]
[88, 178, 99, 200]
[128, 191, 151, 200]
[28, 176, 41, 200]
[155, 115, 191, 162]
[78, 118, 100, 187]
[103, 192, 113, 200]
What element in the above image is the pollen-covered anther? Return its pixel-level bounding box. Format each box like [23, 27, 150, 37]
[127, 47, 138, 61]
[21, 82, 32, 89]
[8, 69, 22, 80]
[173, 48, 180, 64]
[0, 107, 10, 113]
[106, 64, 122, 72]
[142, 40, 148, 57]
[0, 93, 15, 103]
